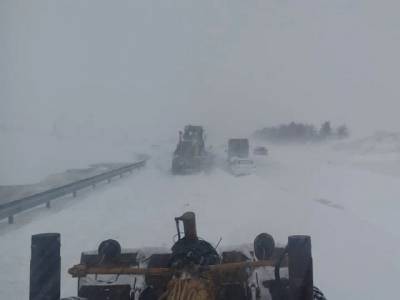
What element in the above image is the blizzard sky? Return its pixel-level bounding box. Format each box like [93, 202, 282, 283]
[1, 0, 400, 140]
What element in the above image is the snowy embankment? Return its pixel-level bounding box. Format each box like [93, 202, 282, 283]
[0, 138, 400, 299]
[0, 130, 150, 185]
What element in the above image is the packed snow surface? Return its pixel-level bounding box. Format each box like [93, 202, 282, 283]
[0, 139, 400, 299]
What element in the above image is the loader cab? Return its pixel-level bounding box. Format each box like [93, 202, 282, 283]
[174, 140, 196, 157]
[183, 125, 204, 141]
[183, 125, 205, 153]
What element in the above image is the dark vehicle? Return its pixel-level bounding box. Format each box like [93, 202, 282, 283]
[30, 212, 325, 300]
[228, 139, 250, 159]
[227, 139, 254, 176]
[253, 146, 268, 156]
[172, 125, 212, 174]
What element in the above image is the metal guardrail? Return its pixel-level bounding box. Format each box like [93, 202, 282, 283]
[0, 160, 146, 224]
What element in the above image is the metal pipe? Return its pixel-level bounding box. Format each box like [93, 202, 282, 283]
[68, 260, 277, 277]
[176, 211, 197, 240]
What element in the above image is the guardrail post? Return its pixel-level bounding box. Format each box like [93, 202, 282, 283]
[8, 215, 14, 224]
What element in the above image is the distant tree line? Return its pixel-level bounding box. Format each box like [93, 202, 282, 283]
[254, 121, 349, 142]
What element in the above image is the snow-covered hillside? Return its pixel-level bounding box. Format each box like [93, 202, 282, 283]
[0, 140, 400, 299]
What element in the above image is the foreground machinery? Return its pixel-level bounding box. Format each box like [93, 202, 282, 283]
[29, 212, 326, 300]
[172, 125, 213, 174]
[227, 138, 255, 176]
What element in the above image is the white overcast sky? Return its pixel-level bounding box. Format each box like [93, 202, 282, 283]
[1, 0, 400, 139]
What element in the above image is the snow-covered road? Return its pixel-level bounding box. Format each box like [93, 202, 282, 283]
[0, 142, 399, 299]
